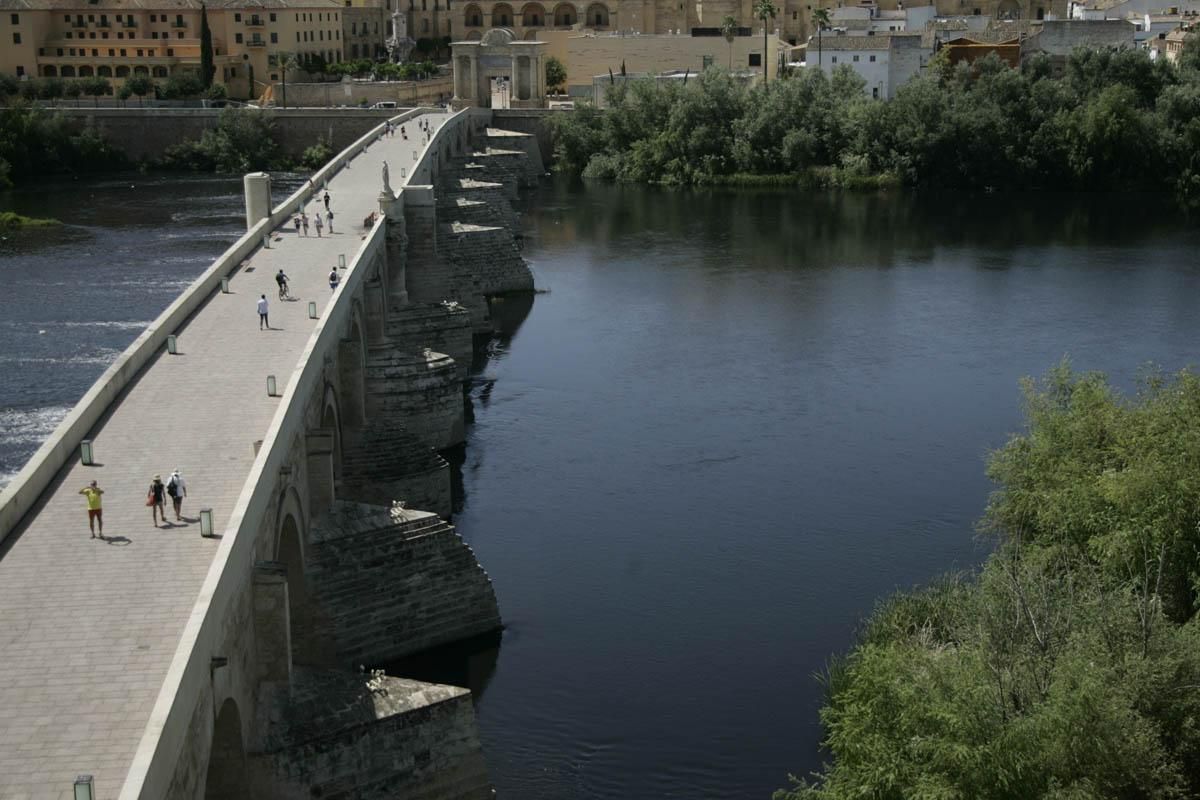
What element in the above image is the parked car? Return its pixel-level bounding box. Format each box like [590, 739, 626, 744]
[369, 101, 398, 110]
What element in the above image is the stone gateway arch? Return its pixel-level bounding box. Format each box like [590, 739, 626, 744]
[452, 28, 549, 108]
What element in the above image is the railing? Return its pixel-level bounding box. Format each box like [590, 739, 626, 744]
[245, 16, 265, 26]
[115, 106, 431, 799]
[247, 38, 266, 46]
[171, 20, 187, 27]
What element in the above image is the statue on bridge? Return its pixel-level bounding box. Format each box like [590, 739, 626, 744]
[381, 160, 392, 196]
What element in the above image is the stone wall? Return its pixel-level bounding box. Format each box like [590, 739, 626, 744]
[491, 109, 558, 165]
[59, 108, 412, 160]
[306, 503, 502, 665]
[248, 668, 492, 800]
[283, 75, 456, 108]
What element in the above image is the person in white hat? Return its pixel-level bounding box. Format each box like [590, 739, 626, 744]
[167, 469, 188, 521]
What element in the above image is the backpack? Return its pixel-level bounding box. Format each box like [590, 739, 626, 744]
[167, 476, 178, 497]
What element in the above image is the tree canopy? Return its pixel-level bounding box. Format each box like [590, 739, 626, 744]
[777, 363, 1200, 800]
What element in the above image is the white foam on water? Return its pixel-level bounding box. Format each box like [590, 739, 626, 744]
[0, 404, 72, 447]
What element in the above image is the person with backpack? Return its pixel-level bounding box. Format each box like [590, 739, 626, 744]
[329, 267, 340, 291]
[166, 469, 187, 521]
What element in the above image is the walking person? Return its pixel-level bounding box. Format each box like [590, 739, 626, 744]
[301, 213, 310, 236]
[275, 269, 290, 300]
[329, 267, 340, 291]
[166, 469, 187, 521]
[147, 474, 167, 527]
[323, 190, 331, 212]
[401, 125, 407, 140]
[293, 214, 302, 235]
[314, 212, 323, 238]
[79, 480, 104, 539]
[258, 294, 270, 330]
[326, 208, 334, 233]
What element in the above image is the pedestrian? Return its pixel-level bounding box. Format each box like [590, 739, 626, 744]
[79, 480, 104, 539]
[323, 190, 331, 212]
[314, 212, 323, 237]
[326, 208, 334, 233]
[293, 214, 301, 235]
[401, 125, 407, 140]
[258, 294, 269, 330]
[329, 267, 340, 291]
[166, 469, 187, 521]
[301, 213, 310, 236]
[147, 474, 167, 527]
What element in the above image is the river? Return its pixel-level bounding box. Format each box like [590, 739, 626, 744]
[2, 175, 1199, 798]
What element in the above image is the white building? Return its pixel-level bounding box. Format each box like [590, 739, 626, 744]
[806, 31, 930, 99]
[829, 2, 937, 34]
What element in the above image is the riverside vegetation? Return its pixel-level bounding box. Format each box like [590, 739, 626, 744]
[552, 37, 1200, 208]
[0, 101, 332, 187]
[778, 364, 1200, 799]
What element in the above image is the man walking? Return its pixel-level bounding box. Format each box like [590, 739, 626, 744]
[314, 212, 323, 238]
[329, 267, 340, 291]
[323, 190, 331, 211]
[167, 469, 187, 521]
[326, 208, 335, 234]
[258, 294, 270, 329]
[79, 480, 104, 539]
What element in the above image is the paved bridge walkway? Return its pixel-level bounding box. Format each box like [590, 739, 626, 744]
[0, 111, 448, 800]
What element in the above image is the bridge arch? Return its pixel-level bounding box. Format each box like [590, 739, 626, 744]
[204, 698, 250, 799]
[275, 490, 318, 666]
[321, 381, 343, 479]
[338, 303, 367, 431]
[552, 2, 577, 26]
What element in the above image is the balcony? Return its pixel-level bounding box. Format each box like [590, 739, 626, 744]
[71, 20, 87, 28]
[171, 20, 187, 28]
[245, 16, 265, 26]
[246, 37, 266, 46]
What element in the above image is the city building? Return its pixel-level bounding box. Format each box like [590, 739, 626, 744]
[805, 30, 928, 98]
[0, 0, 349, 98]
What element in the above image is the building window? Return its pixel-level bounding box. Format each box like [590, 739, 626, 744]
[108, 48, 114, 55]
[69, 47, 76, 55]
[270, 31, 278, 42]
[177, 31, 183, 38]
[57, 47, 64, 55]
[748, 52, 761, 66]
[92, 48, 97, 55]
[296, 30, 301, 41]
[831, 55, 837, 62]
[12, 32, 20, 44]
[10, 12, 18, 23]
[422, 18, 429, 30]
[16, 65, 24, 76]
[972, 7, 980, 13]
[120, 48, 126, 55]
[88, 14, 94, 21]
[235, 32, 243, 42]
[102, 31, 108, 38]
[270, 12, 277, 21]
[869, 54, 875, 61]
[152, 31, 158, 38]
[150, 14, 157, 21]
[136, 48, 143, 55]
[853, 54, 859, 61]
[235, 12, 242, 21]
[64, 14, 70, 21]
[872, 86, 879, 98]
[792, 10, 797, 18]
[66, 31, 73, 38]
[117, 31, 123, 38]
[167, 47, 173, 55]
[90, 32, 96, 38]
[319, 29, 324, 39]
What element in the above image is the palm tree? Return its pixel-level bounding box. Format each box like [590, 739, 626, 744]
[811, 7, 831, 68]
[268, 52, 299, 108]
[754, 0, 777, 85]
[721, 15, 738, 70]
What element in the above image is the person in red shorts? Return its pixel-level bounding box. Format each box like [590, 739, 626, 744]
[79, 480, 104, 539]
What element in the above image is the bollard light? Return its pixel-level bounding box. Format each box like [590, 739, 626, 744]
[412, 150, 418, 160]
[199, 508, 214, 538]
[74, 775, 95, 800]
[308, 301, 317, 319]
[262, 234, 270, 250]
[80, 440, 94, 466]
[338, 254, 346, 269]
[220, 277, 230, 293]
[267, 375, 277, 396]
[166, 334, 178, 355]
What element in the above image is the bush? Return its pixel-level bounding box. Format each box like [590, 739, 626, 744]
[0, 102, 125, 184]
[158, 107, 281, 172]
[161, 72, 204, 100]
[299, 139, 334, 169]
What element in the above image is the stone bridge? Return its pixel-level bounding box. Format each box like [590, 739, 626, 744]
[0, 107, 546, 799]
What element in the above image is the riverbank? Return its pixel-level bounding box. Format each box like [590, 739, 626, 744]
[552, 47, 1200, 208]
[0, 211, 59, 229]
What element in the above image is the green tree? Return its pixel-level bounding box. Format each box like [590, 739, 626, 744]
[545, 56, 567, 94]
[754, 0, 777, 85]
[0, 74, 18, 102]
[199, 3, 216, 89]
[81, 75, 111, 107]
[162, 72, 204, 99]
[124, 74, 154, 106]
[720, 15, 738, 70]
[63, 79, 84, 106]
[268, 52, 299, 108]
[39, 77, 65, 105]
[811, 7, 831, 67]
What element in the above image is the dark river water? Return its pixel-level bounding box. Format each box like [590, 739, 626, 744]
[3, 175, 1200, 799]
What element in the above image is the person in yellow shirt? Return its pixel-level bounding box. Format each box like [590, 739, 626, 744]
[79, 480, 104, 539]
